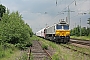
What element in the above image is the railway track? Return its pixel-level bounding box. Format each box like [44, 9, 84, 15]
[70, 39, 90, 46]
[60, 44, 90, 57]
[29, 40, 52, 60]
[61, 39, 90, 57]
[27, 39, 90, 60]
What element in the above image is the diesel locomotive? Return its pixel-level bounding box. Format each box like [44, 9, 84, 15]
[36, 20, 70, 43]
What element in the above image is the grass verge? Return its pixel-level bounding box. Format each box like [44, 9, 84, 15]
[38, 37, 90, 60]
[70, 36, 90, 41]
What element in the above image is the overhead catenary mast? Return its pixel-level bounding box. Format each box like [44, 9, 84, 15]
[55, 0, 75, 25]
[74, 0, 77, 6]
[63, 6, 74, 25]
[56, 0, 57, 6]
[0, 0, 1, 5]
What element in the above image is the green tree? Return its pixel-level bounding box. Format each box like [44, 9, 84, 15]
[70, 28, 76, 36]
[81, 27, 87, 36]
[75, 25, 80, 36]
[87, 27, 90, 36]
[0, 4, 6, 19]
[0, 10, 33, 45]
[87, 18, 90, 26]
[70, 25, 81, 36]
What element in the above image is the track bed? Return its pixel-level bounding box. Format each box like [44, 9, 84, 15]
[31, 40, 51, 60]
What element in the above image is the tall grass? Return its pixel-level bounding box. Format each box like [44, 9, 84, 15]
[19, 52, 28, 60]
[0, 43, 15, 59]
[52, 52, 60, 60]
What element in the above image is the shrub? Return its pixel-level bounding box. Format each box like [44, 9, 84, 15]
[26, 42, 32, 47]
[42, 44, 48, 50]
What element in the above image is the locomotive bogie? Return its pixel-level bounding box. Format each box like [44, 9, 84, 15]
[55, 36, 70, 43]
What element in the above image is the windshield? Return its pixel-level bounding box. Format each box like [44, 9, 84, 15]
[63, 25, 69, 30]
[56, 25, 62, 29]
[56, 24, 69, 30]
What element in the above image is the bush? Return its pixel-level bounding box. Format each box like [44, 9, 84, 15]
[15, 43, 26, 50]
[26, 41, 32, 47]
[42, 44, 48, 50]
[3, 43, 15, 50]
[0, 10, 33, 45]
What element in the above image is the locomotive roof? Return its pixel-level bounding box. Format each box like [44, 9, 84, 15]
[45, 21, 69, 29]
[59, 20, 69, 24]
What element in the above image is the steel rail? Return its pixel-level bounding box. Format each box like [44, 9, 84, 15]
[70, 39, 90, 46]
[29, 40, 52, 60]
[37, 40, 52, 60]
[27, 46, 31, 60]
[61, 44, 90, 57]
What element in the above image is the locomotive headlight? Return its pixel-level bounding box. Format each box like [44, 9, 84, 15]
[55, 30, 60, 36]
[56, 32, 60, 36]
[66, 32, 70, 36]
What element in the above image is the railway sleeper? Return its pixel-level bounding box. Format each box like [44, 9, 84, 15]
[61, 45, 90, 57]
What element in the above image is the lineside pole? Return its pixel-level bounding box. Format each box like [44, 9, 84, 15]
[80, 18, 81, 37]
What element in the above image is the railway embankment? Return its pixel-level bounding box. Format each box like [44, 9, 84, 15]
[38, 37, 90, 60]
[1, 36, 90, 60]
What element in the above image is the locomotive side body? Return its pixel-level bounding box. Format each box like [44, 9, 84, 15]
[45, 25, 56, 40]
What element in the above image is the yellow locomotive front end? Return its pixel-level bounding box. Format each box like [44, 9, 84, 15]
[55, 21, 70, 43]
[55, 30, 70, 36]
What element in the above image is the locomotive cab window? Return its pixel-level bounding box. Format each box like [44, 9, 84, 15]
[56, 24, 62, 29]
[63, 25, 69, 30]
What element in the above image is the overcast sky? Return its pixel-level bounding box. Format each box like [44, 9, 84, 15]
[1, 0, 90, 33]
